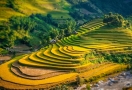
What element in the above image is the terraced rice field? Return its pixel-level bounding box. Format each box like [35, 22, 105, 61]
[0, 19, 131, 89]
[0, 0, 71, 21]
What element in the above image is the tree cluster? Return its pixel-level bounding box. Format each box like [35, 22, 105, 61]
[103, 12, 126, 27]
[0, 13, 77, 53]
[30, 14, 77, 47]
[102, 52, 132, 64]
[0, 25, 16, 48]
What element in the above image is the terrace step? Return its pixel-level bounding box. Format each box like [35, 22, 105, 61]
[11, 63, 68, 80]
[50, 43, 71, 58]
[18, 56, 80, 70]
[29, 52, 75, 64]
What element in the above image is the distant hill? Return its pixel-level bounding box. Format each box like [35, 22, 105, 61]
[0, 0, 71, 21]
[0, 0, 132, 21]
[90, 0, 132, 16]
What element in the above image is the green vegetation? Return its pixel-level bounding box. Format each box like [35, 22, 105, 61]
[0, 13, 77, 52]
[103, 12, 132, 29]
[103, 12, 125, 27]
[0, 26, 16, 47]
[0, 48, 8, 55]
[0, 0, 132, 89]
[86, 84, 91, 90]
[0, 0, 72, 20]
[0, 0, 132, 53]
[0, 15, 132, 89]
[90, 0, 132, 16]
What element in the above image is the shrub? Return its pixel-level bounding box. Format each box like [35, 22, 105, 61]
[0, 48, 8, 55]
[86, 84, 91, 90]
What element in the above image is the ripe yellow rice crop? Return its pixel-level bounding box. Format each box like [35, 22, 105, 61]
[80, 63, 127, 78]
[30, 53, 79, 66]
[0, 56, 78, 85]
[73, 46, 89, 51]
[19, 56, 79, 69]
[43, 45, 78, 61]
[59, 46, 84, 58]
[51, 44, 70, 58]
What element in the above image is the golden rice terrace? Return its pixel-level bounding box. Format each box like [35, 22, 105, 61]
[0, 19, 132, 89]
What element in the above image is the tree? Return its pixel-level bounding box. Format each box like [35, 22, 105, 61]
[59, 29, 65, 39]
[50, 28, 59, 39]
[47, 13, 52, 19]
[0, 26, 16, 47]
[46, 13, 53, 23]
[64, 20, 76, 36]
[126, 22, 131, 29]
[9, 16, 36, 32]
[103, 12, 125, 27]
[7, 0, 15, 8]
[0, 48, 8, 55]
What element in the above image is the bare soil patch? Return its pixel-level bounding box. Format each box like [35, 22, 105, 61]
[11, 62, 68, 79]
[11, 66, 67, 80]
[0, 56, 11, 61]
[12, 62, 67, 76]
[19, 67, 65, 76]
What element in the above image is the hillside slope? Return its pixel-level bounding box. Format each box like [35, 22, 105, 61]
[0, 0, 71, 21]
[0, 18, 131, 89]
[90, 0, 132, 16]
[1, 0, 132, 21]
